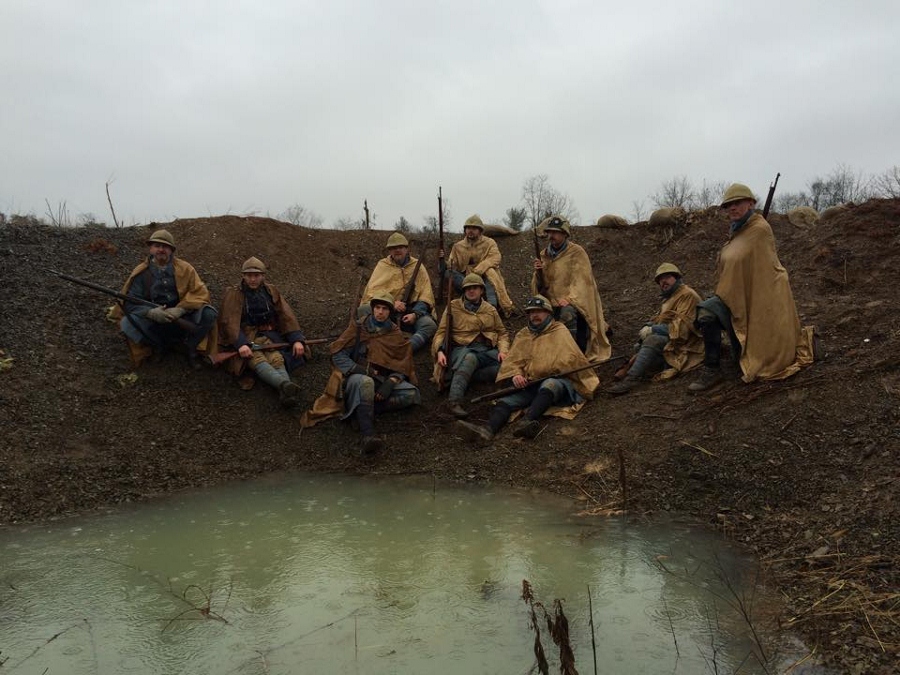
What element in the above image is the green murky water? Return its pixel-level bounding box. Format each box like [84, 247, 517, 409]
[0, 473, 794, 674]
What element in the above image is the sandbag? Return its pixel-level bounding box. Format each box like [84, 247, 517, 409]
[819, 204, 848, 222]
[648, 207, 686, 229]
[787, 206, 819, 228]
[481, 224, 520, 238]
[595, 214, 629, 228]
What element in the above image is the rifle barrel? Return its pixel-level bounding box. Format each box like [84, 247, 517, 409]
[48, 269, 157, 307]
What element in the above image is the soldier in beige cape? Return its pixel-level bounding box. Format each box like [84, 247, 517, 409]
[689, 183, 816, 392]
[455, 295, 598, 443]
[432, 273, 510, 418]
[531, 216, 611, 363]
[360, 232, 437, 353]
[111, 229, 217, 369]
[607, 263, 704, 395]
[440, 214, 518, 317]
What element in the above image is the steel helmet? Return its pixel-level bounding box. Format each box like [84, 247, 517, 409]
[463, 214, 485, 230]
[523, 295, 553, 313]
[540, 216, 571, 236]
[461, 273, 485, 289]
[654, 263, 682, 282]
[386, 232, 409, 248]
[369, 291, 395, 310]
[241, 256, 267, 274]
[146, 229, 176, 249]
[720, 183, 757, 207]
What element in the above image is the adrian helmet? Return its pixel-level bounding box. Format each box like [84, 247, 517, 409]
[386, 232, 409, 248]
[146, 229, 176, 249]
[654, 262, 682, 282]
[369, 291, 395, 310]
[461, 273, 485, 289]
[540, 216, 571, 236]
[720, 183, 757, 207]
[241, 256, 267, 274]
[463, 214, 485, 230]
[523, 295, 553, 313]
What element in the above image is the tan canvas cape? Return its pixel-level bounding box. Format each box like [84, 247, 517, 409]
[363, 256, 435, 316]
[447, 235, 515, 311]
[216, 281, 303, 376]
[530, 242, 611, 362]
[109, 257, 216, 353]
[495, 321, 599, 420]
[300, 318, 417, 428]
[430, 298, 510, 384]
[653, 283, 704, 380]
[715, 213, 815, 382]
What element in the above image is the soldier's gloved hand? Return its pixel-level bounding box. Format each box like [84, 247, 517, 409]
[164, 307, 185, 321]
[147, 307, 172, 323]
[638, 325, 653, 341]
[375, 377, 397, 401]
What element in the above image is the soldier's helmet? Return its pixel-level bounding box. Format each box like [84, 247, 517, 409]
[369, 291, 395, 310]
[386, 232, 409, 248]
[540, 216, 571, 236]
[461, 273, 485, 289]
[241, 256, 267, 274]
[463, 215, 485, 230]
[720, 183, 756, 207]
[146, 229, 176, 249]
[654, 262, 682, 282]
[523, 295, 553, 313]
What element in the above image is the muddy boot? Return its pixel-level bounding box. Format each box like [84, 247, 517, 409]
[360, 435, 384, 456]
[186, 349, 202, 371]
[688, 366, 724, 393]
[278, 381, 302, 408]
[512, 419, 542, 439]
[607, 376, 640, 396]
[448, 401, 469, 419]
[455, 420, 494, 445]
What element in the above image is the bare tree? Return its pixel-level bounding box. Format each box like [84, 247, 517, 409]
[420, 215, 439, 235]
[280, 203, 323, 228]
[333, 216, 364, 231]
[652, 175, 696, 210]
[521, 174, 580, 228]
[44, 199, 70, 228]
[395, 216, 412, 233]
[694, 180, 727, 209]
[630, 200, 647, 223]
[872, 165, 900, 198]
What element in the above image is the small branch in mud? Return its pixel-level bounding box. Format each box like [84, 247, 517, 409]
[521, 579, 579, 675]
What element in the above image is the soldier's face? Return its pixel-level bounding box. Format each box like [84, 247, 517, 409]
[464, 285, 484, 301]
[149, 243, 173, 266]
[464, 226, 481, 240]
[722, 199, 754, 221]
[526, 309, 550, 326]
[371, 302, 392, 322]
[243, 272, 264, 289]
[388, 246, 408, 264]
[547, 231, 567, 247]
[657, 274, 677, 293]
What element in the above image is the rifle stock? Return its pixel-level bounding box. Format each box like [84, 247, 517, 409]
[469, 354, 626, 405]
[762, 172, 780, 219]
[48, 268, 200, 334]
[210, 336, 336, 366]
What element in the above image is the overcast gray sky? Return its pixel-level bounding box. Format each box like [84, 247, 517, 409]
[2, 1, 898, 229]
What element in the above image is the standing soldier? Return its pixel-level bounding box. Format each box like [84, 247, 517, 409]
[360, 232, 437, 353]
[111, 229, 217, 369]
[216, 256, 305, 408]
[439, 214, 518, 317]
[432, 273, 509, 419]
[455, 295, 599, 442]
[607, 263, 704, 395]
[531, 216, 611, 362]
[689, 183, 816, 391]
[301, 292, 420, 455]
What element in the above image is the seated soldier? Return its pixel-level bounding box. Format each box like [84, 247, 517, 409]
[301, 292, 420, 456]
[217, 256, 305, 408]
[531, 216, 611, 362]
[455, 295, 599, 443]
[689, 183, 816, 392]
[359, 232, 437, 353]
[607, 263, 703, 395]
[439, 214, 518, 317]
[111, 229, 217, 369]
[432, 273, 510, 419]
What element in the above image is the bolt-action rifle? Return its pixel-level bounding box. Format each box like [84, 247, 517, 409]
[762, 172, 780, 219]
[48, 269, 200, 334]
[436, 186, 446, 305]
[437, 280, 454, 392]
[532, 224, 546, 295]
[399, 244, 426, 309]
[210, 336, 336, 366]
[468, 354, 627, 404]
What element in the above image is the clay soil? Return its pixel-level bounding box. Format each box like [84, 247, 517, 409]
[1, 202, 898, 673]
